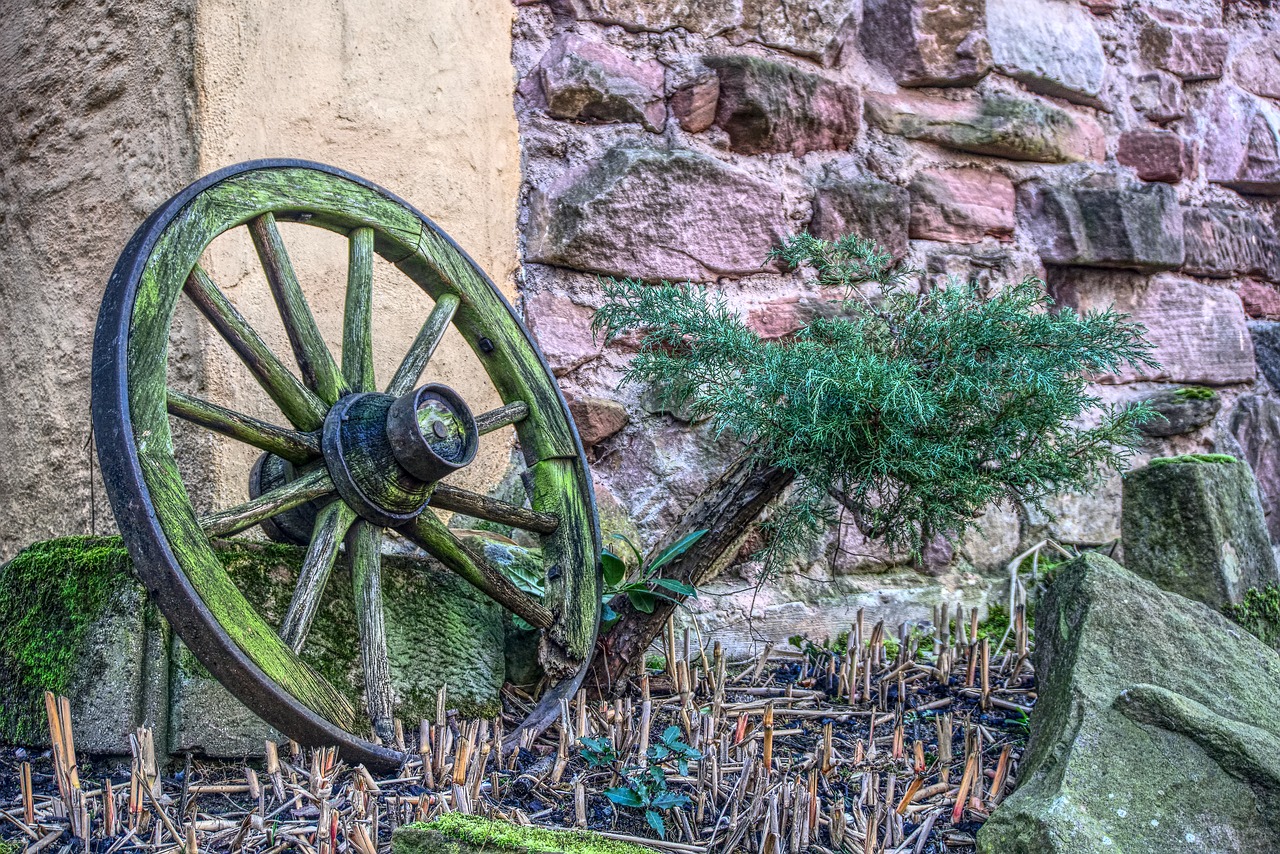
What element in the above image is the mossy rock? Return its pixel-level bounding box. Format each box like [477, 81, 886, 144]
[1121, 456, 1278, 609]
[0, 536, 508, 755]
[393, 814, 656, 854]
[978, 554, 1280, 853]
[1135, 387, 1220, 438]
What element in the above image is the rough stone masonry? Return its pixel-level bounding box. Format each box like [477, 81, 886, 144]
[510, 0, 1280, 651]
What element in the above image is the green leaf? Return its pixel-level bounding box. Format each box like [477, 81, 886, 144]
[611, 533, 644, 566]
[628, 590, 656, 614]
[602, 551, 628, 587]
[647, 529, 709, 573]
[645, 810, 666, 838]
[605, 787, 645, 808]
[650, 577, 697, 598]
[650, 791, 690, 810]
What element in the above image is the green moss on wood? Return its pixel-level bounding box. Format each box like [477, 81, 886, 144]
[0, 537, 133, 743]
[1147, 453, 1238, 467]
[393, 814, 654, 854]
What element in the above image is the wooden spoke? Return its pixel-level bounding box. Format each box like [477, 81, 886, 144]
[199, 467, 334, 538]
[167, 389, 320, 465]
[386, 293, 460, 397]
[249, 212, 349, 404]
[475, 401, 529, 435]
[280, 501, 358, 653]
[348, 521, 395, 743]
[184, 265, 330, 431]
[429, 483, 559, 534]
[342, 227, 377, 393]
[397, 510, 555, 630]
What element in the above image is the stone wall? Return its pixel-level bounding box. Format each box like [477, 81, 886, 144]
[511, 0, 1280, 650]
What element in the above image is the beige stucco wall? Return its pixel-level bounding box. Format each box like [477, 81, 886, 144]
[0, 0, 521, 555]
[188, 0, 523, 513]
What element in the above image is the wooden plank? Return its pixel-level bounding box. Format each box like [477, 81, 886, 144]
[280, 500, 358, 652]
[428, 483, 559, 534]
[348, 521, 395, 743]
[386, 293, 459, 397]
[198, 467, 334, 537]
[530, 457, 600, 670]
[397, 510, 555, 630]
[249, 212, 348, 404]
[342, 227, 377, 393]
[475, 401, 529, 435]
[167, 389, 319, 464]
[183, 265, 329, 431]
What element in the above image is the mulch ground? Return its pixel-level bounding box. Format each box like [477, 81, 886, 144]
[0, 606, 1033, 853]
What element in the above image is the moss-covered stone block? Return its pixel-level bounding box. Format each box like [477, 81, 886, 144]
[0, 536, 508, 756]
[1121, 455, 1279, 609]
[978, 554, 1280, 853]
[392, 814, 655, 854]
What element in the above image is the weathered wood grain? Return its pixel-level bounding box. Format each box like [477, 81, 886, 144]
[386, 293, 459, 397]
[183, 265, 329, 431]
[249, 213, 348, 404]
[428, 483, 559, 534]
[167, 389, 319, 464]
[280, 500, 358, 652]
[198, 467, 334, 538]
[397, 510, 556, 630]
[475, 401, 529, 435]
[343, 227, 377, 393]
[348, 520, 395, 743]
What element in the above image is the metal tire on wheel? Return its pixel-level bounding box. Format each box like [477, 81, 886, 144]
[92, 160, 601, 770]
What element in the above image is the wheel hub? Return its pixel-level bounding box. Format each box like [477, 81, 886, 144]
[321, 382, 478, 527]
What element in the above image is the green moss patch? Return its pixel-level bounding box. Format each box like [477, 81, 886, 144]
[1226, 585, 1280, 651]
[394, 814, 654, 854]
[1147, 453, 1238, 467]
[0, 536, 134, 743]
[1173, 386, 1217, 401]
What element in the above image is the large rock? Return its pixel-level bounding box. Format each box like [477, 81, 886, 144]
[1230, 394, 1280, 542]
[1239, 280, 1280, 320]
[908, 167, 1014, 243]
[867, 90, 1104, 163]
[522, 291, 603, 377]
[1022, 182, 1184, 271]
[986, 0, 1107, 105]
[1251, 321, 1280, 392]
[738, 0, 862, 66]
[565, 394, 630, 447]
[528, 142, 789, 280]
[1139, 18, 1229, 82]
[1136, 387, 1221, 438]
[810, 165, 910, 257]
[706, 55, 860, 156]
[1122, 456, 1278, 610]
[978, 554, 1280, 853]
[1181, 206, 1280, 282]
[567, 0, 740, 37]
[567, 0, 860, 66]
[538, 35, 666, 132]
[1048, 270, 1254, 385]
[1234, 33, 1280, 101]
[1203, 89, 1280, 196]
[1116, 130, 1190, 184]
[0, 537, 507, 756]
[860, 0, 991, 87]
[1130, 70, 1185, 124]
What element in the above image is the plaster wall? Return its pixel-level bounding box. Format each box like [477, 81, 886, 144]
[0, 0, 523, 554]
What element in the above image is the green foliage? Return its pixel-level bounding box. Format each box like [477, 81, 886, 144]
[398, 813, 654, 854]
[582, 727, 702, 839]
[593, 233, 1156, 563]
[0, 537, 133, 742]
[1225, 585, 1280, 650]
[1173, 386, 1217, 401]
[1148, 453, 1238, 467]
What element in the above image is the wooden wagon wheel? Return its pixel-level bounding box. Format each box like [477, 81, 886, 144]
[91, 160, 601, 770]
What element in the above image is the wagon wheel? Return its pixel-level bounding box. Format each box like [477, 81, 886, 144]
[92, 160, 601, 770]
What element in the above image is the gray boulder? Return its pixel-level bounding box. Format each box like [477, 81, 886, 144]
[1136, 387, 1220, 438]
[979, 554, 1280, 853]
[1122, 455, 1279, 610]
